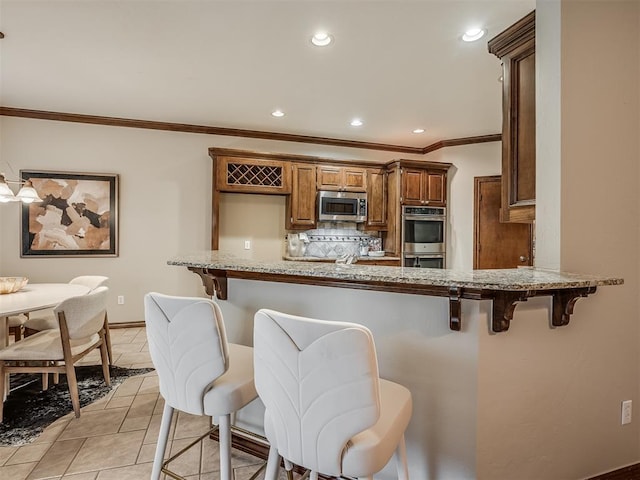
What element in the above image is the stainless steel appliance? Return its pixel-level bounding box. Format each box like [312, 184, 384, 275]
[318, 191, 367, 223]
[402, 206, 446, 268]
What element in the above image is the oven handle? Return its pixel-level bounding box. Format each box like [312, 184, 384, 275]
[403, 215, 447, 221]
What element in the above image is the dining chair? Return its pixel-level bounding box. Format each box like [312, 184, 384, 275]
[253, 308, 413, 480]
[24, 276, 112, 364]
[144, 292, 259, 480]
[8, 314, 28, 341]
[0, 286, 111, 422]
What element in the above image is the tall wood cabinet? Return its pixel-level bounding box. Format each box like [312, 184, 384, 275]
[366, 168, 387, 229]
[286, 163, 317, 229]
[488, 10, 536, 223]
[383, 160, 451, 256]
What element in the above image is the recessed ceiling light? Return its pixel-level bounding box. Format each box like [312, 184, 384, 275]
[350, 119, 363, 127]
[412, 128, 425, 134]
[311, 32, 332, 47]
[271, 110, 285, 118]
[462, 28, 486, 42]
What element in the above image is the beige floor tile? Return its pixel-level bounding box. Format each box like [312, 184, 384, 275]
[65, 430, 145, 475]
[27, 438, 85, 479]
[114, 352, 153, 365]
[0, 445, 19, 466]
[200, 437, 261, 474]
[173, 412, 212, 440]
[111, 343, 145, 355]
[137, 376, 159, 396]
[94, 461, 152, 480]
[136, 442, 162, 464]
[111, 377, 143, 398]
[81, 391, 115, 412]
[119, 414, 151, 433]
[0, 461, 37, 480]
[5, 442, 52, 466]
[127, 393, 159, 418]
[153, 396, 165, 415]
[164, 437, 202, 478]
[143, 413, 176, 445]
[33, 419, 71, 445]
[60, 472, 98, 479]
[105, 394, 135, 409]
[232, 462, 269, 480]
[58, 407, 128, 440]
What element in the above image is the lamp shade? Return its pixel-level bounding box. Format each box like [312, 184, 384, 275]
[16, 180, 42, 203]
[0, 174, 17, 202]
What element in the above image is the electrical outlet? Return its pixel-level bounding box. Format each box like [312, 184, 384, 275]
[244, 240, 251, 250]
[622, 400, 632, 425]
[117, 295, 125, 305]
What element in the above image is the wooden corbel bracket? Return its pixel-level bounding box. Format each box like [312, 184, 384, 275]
[188, 267, 229, 299]
[448, 286, 463, 331]
[551, 286, 597, 327]
[491, 290, 534, 333]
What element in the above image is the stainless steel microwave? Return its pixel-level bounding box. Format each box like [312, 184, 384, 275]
[318, 191, 367, 223]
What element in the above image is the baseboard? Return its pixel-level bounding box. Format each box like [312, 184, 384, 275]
[588, 463, 640, 480]
[108, 321, 145, 329]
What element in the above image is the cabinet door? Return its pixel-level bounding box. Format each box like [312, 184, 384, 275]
[216, 156, 291, 194]
[401, 169, 424, 205]
[287, 164, 317, 229]
[426, 171, 446, 206]
[501, 39, 535, 222]
[343, 168, 367, 192]
[366, 169, 387, 229]
[316, 166, 343, 191]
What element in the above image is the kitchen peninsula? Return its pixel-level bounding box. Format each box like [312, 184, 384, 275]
[169, 251, 622, 333]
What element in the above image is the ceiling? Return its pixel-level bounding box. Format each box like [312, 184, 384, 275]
[0, 0, 535, 150]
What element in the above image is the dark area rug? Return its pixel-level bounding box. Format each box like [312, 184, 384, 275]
[0, 365, 154, 446]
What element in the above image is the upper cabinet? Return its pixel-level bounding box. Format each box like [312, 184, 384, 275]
[215, 155, 291, 194]
[287, 163, 317, 230]
[488, 11, 536, 223]
[400, 167, 447, 207]
[366, 168, 387, 229]
[317, 165, 367, 192]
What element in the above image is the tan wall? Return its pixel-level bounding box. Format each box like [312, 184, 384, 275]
[0, 117, 499, 323]
[477, 2, 640, 478]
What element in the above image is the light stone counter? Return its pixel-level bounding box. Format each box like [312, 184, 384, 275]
[168, 251, 623, 333]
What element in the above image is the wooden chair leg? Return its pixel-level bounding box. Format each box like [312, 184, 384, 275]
[64, 362, 81, 418]
[42, 372, 49, 391]
[53, 372, 59, 384]
[99, 339, 111, 387]
[0, 361, 5, 422]
[104, 315, 113, 365]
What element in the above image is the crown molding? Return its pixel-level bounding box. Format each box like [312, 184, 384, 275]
[0, 106, 500, 155]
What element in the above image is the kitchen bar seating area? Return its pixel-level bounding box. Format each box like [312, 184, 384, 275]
[1, 1, 639, 480]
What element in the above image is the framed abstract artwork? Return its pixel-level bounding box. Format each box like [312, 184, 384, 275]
[20, 170, 119, 257]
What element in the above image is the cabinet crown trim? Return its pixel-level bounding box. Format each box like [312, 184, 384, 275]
[488, 10, 535, 58]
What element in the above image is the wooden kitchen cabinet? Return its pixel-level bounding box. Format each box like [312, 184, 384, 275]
[215, 155, 291, 194]
[317, 165, 367, 192]
[366, 168, 387, 229]
[400, 168, 446, 207]
[488, 11, 536, 223]
[286, 163, 317, 229]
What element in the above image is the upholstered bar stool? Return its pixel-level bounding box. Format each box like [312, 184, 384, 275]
[254, 308, 413, 480]
[144, 292, 259, 480]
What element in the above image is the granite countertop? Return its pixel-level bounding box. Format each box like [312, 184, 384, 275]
[282, 255, 401, 262]
[168, 251, 623, 291]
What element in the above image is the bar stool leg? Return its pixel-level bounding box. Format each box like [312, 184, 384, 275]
[151, 402, 174, 480]
[219, 414, 232, 480]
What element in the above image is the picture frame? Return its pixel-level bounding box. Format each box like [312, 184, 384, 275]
[20, 170, 119, 257]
